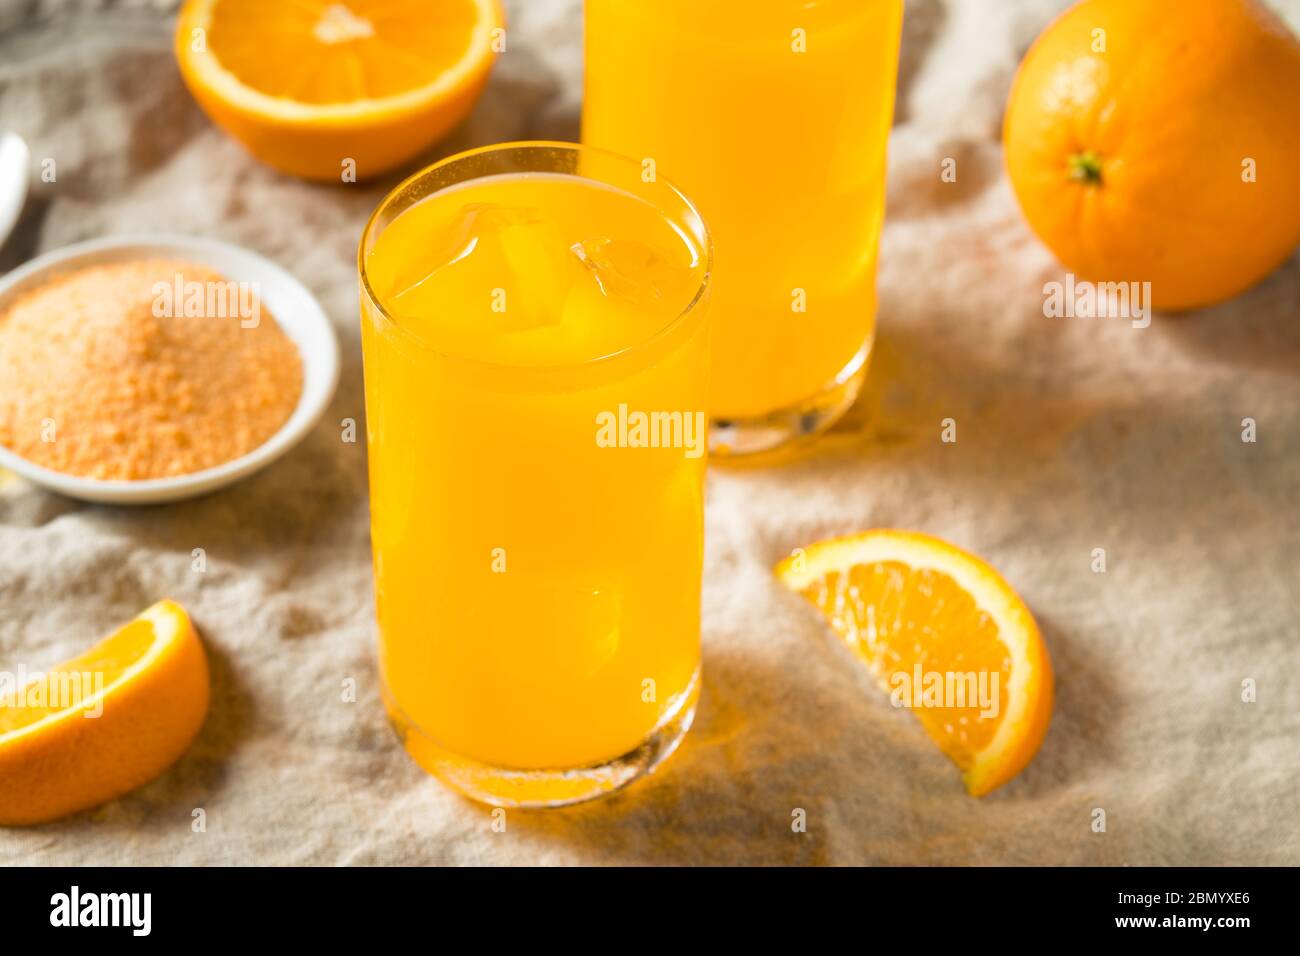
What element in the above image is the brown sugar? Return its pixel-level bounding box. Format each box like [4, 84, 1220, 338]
[0, 258, 303, 481]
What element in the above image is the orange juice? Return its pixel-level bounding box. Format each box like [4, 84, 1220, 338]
[584, 0, 904, 454]
[359, 144, 711, 806]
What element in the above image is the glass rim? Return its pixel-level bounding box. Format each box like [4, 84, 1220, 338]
[358, 140, 713, 374]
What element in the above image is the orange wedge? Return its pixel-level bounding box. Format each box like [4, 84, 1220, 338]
[175, 0, 504, 181]
[0, 600, 210, 825]
[776, 530, 1052, 796]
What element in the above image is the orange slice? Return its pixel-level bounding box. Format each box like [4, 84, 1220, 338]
[0, 600, 210, 825]
[175, 0, 504, 181]
[776, 530, 1052, 796]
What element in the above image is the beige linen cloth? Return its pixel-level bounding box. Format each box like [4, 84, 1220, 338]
[1, 0, 1298, 865]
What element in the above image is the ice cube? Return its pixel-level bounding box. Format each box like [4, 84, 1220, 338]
[569, 237, 690, 312]
[385, 203, 490, 303]
[388, 203, 584, 332]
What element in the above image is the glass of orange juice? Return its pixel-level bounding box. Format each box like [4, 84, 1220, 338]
[584, 0, 904, 457]
[358, 143, 712, 807]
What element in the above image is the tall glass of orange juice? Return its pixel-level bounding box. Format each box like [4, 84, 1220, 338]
[584, 0, 904, 456]
[359, 143, 712, 807]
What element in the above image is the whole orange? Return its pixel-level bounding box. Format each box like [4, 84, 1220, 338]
[1004, 0, 1300, 311]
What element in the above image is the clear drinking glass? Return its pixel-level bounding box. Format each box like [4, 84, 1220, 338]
[584, 0, 905, 457]
[358, 143, 712, 806]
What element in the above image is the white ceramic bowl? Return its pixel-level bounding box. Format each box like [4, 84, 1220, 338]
[0, 234, 340, 504]
[0, 132, 29, 251]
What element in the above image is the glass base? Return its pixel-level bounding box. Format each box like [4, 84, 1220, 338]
[709, 342, 870, 459]
[382, 668, 700, 808]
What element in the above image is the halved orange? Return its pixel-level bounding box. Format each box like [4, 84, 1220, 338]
[0, 600, 210, 825]
[776, 530, 1053, 796]
[175, 0, 504, 181]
